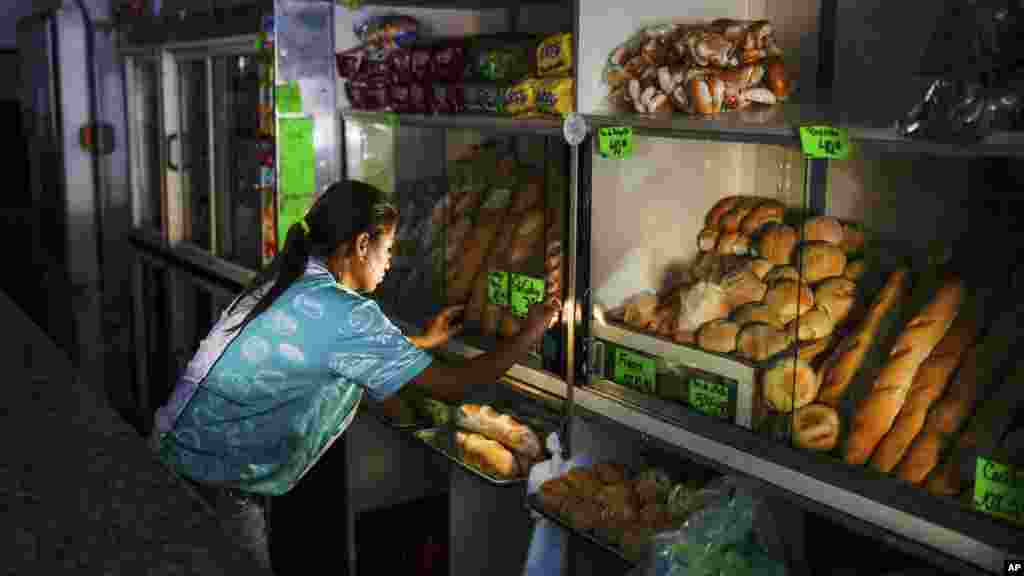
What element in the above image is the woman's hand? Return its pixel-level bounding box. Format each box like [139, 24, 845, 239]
[419, 305, 466, 349]
[523, 296, 561, 342]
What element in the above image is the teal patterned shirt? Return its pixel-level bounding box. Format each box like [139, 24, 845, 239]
[155, 259, 432, 496]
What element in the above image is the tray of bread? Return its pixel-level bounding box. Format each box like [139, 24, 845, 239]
[528, 461, 719, 564]
[415, 399, 560, 486]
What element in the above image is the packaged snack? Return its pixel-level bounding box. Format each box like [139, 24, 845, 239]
[354, 14, 419, 50]
[433, 41, 468, 83]
[387, 48, 413, 84]
[432, 84, 465, 115]
[505, 78, 539, 115]
[336, 46, 367, 80]
[390, 83, 412, 113]
[362, 51, 391, 80]
[347, 77, 391, 111]
[537, 32, 573, 77]
[535, 76, 575, 115]
[465, 34, 538, 82]
[463, 82, 510, 113]
[409, 82, 432, 114]
[411, 46, 436, 83]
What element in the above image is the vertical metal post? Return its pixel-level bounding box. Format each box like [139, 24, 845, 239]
[806, 158, 829, 216]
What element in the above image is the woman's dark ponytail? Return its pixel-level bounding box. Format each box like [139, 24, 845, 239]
[224, 180, 398, 333]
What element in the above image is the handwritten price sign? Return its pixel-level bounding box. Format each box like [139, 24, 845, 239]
[510, 273, 545, 318]
[612, 347, 656, 394]
[598, 127, 633, 159]
[974, 458, 1023, 527]
[487, 271, 509, 307]
[799, 126, 851, 160]
[688, 377, 732, 420]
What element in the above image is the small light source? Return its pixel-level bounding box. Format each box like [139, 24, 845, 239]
[238, 56, 248, 72]
[592, 304, 607, 326]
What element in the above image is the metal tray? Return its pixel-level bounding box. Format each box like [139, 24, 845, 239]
[363, 404, 438, 432]
[525, 493, 637, 567]
[414, 428, 528, 487]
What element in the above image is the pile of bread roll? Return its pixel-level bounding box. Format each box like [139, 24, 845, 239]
[619, 196, 867, 366]
[454, 404, 545, 479]
[441, 144, 563, 339]
[537, 464, 712, 562]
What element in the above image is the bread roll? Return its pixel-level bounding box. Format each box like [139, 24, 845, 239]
[566, 468, 604, 500]
[720, 268, 768, 309]
[764, 265, 800, 285]
[802, 216, 844, 245]
[705, 196, 742, 230]
[844, 259, 867, 281]
[591, 462, 631, 485]
[787, 306, 834, 341]
[757, 223, 799, 266]
[762, 357, 819, 412]
[764, 279, 814, 324]
[697, 319, 741, 353]
[740, 199, 786, 236]
[736, 323, 794, 362]
[841, 223, 866, 256]
[793, 404, 841, 451]
[732, 302, 785, 330]
[539, 477, 573, 512]
[817, 269, 910, 408]
[716, 231, 751, 256]
[508, 208, 546, 265]
[456, 431, 519, 478]
[845, 277, 964, 465]
[868, 304, 978, 473]
[670, 282, 731, 334]
[698, 228, 719, 252]
[814, 277, 858, 326]
[623, 293, 660, 330]
[456, 404, 543, 459]
[720, 197, 763, 233]
[797, 241, 847, 284]
[747, 258, 774, 280]
[798, 336, 834, 363]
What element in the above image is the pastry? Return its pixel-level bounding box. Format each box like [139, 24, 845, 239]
[740, 199, 786, 236]
[716, 231, 751, 256]
[802, 216, 844, 245]
[736, 322, 794, 362]
[747, 258, 775, 280]
[814, 277, 858, 326]
[764, 279, 814, 324]
[797, 241, 847, 284]
[697, 319, 741, 353]
[787, 306, 835, 341]
[721, 267, 768, 309]
[756, 222, 798, 266]
[720, 197, 764, 233]
[705, 196, 742, 230]
[762, 356, 819, 412]
[764, 265, 800, 285]
[792, 403, 840, 451]
[623, 293, 660, 330]
[456, 432, 519, 478]
[732, 302, 785, 330]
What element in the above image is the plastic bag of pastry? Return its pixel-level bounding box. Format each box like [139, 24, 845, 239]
[505, 78, 540, 115]
[535, 76, 576, 116]
[537, 32, 573, 77]
[353, 13, 419, 50]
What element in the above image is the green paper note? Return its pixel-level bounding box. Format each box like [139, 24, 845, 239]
[277, 117, 315, 247]
[974, 457, 1023, 526]
[276, 81, 303, 115]
[597, 126, 633, 159]
[510, 273, 545, 319]
[487, 271, 509, 307]
[688, 376, 731, 420]
[799, 125, 851, 160]
[612, 347, 656, 394]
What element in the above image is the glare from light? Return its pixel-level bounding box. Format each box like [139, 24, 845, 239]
[592, 304, 607, 326]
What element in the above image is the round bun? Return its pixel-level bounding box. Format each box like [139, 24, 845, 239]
[792, 403, 840, 451]
[802, 216, 844, 245]
[697, 319, 741, 353]
[757, 223, 799, 266]
[814, 277, 858, 325]
[797, 241, 847, 284]
[762, 356, 819, 412]
[764, 279, 815, 324]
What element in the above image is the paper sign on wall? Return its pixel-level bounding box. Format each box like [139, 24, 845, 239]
[597, 127, 633, 159]
[276, 81, 303, 115]
[974, 457, 1023, 526]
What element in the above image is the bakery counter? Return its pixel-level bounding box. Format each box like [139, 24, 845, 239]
[0, 291, 273, 574]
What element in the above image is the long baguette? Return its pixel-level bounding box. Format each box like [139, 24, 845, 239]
[845, 277, 964, 465]
[817, 269, 911, 408]
[868, 300, 979, 473]
[455, 404, 543, 459]
[456, 431, 520, 479]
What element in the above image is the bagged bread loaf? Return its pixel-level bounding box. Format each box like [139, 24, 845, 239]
[817, 269, 910, 408]
[845, 277, 964, 465]
[868, 301, 978, 473]
[456, 431, 520, 478]
[456, 404, 543, 459]
[669, 281, 731, 334]
[797, 241, 847, 284]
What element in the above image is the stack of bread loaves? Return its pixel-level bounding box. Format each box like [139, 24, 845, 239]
[454, 404, 545, 479]
[619, 196, 867, 366]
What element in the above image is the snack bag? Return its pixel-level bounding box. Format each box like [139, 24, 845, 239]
[535, 76, 575, 116]
[354, 13, 419, 50]
[505, 78, 540, 115]
[537, 32, 573, 77]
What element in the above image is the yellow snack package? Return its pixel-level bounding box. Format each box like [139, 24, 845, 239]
[537, 32, 573, 77]
[536, 77, 575, 116]
[505, 78, 539, 115]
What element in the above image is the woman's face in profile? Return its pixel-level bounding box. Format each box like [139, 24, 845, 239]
[357, 224, 396, 293]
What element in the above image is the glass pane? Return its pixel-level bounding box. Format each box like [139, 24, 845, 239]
[178, 59, 212, 251]
[212, 54, 275, 270]
[134, 59, 163, 230]
[588, 136, 807, 437]
[371, 126, 569, 378]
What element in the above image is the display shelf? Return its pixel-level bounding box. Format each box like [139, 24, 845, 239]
[341, 109, 565, 137]
[525, 493, 637, 568]
[570, 383, 1016, 575]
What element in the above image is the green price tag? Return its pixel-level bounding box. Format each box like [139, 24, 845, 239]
[612, 347, 656, 394]
[688, 377, 731, 420]
[974, 458, 1023, 526]
[276, 81, 303, 115]
[598, 127, 633, 159]
[510, 273, 545, 318]
[487, 271, 509, 307]
[799, 125, 850, 160]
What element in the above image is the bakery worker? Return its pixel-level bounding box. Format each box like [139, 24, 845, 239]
[148, 180, 561, 571]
